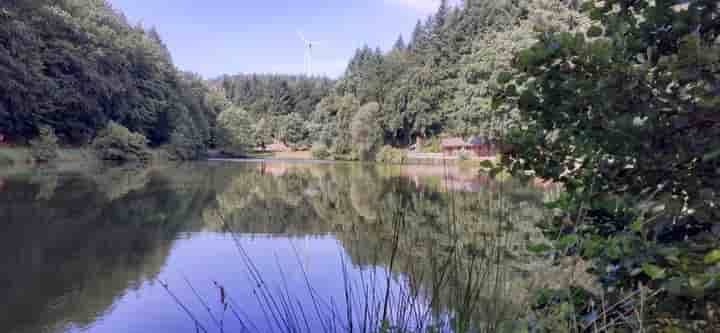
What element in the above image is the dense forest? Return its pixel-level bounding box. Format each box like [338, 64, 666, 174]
[207, 0, 589, 157]
[0, 0, 226, 159]
[209, 74, 334, 148]
[0, 0, 589, 160]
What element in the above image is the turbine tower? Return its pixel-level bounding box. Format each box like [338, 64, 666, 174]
[298, 31, 323, 76]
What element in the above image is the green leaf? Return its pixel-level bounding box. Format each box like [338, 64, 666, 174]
[527, 243, 553, 253]
[558, 234, 578, 248]
[497, 71, 513, 85]
[658, 247, 681, 264]
[630, 219, 643, 232]
[606, 241, 623, 260]
[704, 249, 720, 264]
[642, 264, 667, 280]
[586, 26, 603, 38]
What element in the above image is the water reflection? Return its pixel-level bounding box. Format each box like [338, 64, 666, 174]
[0, 161, 560, 333]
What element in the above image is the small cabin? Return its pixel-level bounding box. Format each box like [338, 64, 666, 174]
[467, 136, 496, 157]
[441, 136, 496, 157]
[266, 140, 289, 152]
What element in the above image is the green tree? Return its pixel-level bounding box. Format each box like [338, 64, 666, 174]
[351, 102, 383, 160]
[0, 0, 218, 150]
[217, 107, 255, 155]
[332, 95, 361, 155]
[499, 0, 720, 326]
[278, 113, 307, 148]
[92, 122, 152, 162]
[254, 117, 273, 149]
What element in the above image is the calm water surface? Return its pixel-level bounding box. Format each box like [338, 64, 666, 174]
[0, 161, 556, 333]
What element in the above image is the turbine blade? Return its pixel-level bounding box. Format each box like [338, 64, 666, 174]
[297, 30, 308, 44]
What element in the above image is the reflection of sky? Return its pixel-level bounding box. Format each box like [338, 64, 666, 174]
[79, 232, 424, 333]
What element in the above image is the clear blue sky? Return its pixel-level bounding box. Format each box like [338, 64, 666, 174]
[108, 0, 446, 78]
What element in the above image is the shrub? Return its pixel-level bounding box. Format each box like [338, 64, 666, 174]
[310, 143, 330, 160]
[92, 122, 152, 162]
[217, 107, 254, 156]
[167, 124, 206, 161]
[375, 146, 407, 165]
[29, 126, 59, 162]
[351, 102, 382, 161]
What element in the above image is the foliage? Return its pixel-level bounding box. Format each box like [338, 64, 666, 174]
[375, 146, 407, 165]
[254, 117, 273, 149]
[212, 74, 333, 119]
[217, 107, 255, 156]
[448, 0, 589, 139]
[351, 102, 383, 161]
[499, 0, 720, 328]
[278, 113, 308, 148]
[0, 0, 216, 151]
[92, 122, 152, 162]
[167, 123, 206, 161]
[296, 0, 585, 153]
[29, 126, 59, 162]
[310, 95, 362, 155]
[310, 143, 330, 160]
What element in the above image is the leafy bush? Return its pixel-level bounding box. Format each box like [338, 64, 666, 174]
[278, 113, 308, 148]
[351, 102, 382, 161]
[29, 126, 59, 162]
[375, 146, 407, 165]
[167, 124, 206, 160]
[310, 143, 330, 160]
[499, 0, 720, 328]
[92, 122, 152, 162]
[217, 107, 255, 156]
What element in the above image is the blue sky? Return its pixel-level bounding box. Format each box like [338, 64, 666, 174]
[108, 0, 446, 78]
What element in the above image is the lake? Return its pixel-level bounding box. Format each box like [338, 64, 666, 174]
[0, 160, 566, 333]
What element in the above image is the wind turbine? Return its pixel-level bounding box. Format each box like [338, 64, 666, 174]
[297, 31, 323, 76]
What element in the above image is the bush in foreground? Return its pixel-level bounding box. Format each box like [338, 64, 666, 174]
[92, 122, 152, 162]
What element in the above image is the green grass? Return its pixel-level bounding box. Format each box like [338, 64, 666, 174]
[0, 147, 98, 168]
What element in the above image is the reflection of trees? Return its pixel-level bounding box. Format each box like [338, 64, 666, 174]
[206, 162, 558, 328]
[0, 161, 576, 333]
[0, 165, 215, 333]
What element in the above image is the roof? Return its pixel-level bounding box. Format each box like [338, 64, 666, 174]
[267, 141, 289, 152]
[468, 136, 488, 145]
[441, 137, 467, 148]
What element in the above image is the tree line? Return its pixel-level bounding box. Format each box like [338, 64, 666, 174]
[209, 0, 587, 160]
[0, 0, 225, 159]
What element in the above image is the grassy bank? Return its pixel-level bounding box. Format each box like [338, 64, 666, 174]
[0, 147, 97, 167]
[0, 146, 177, 169]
